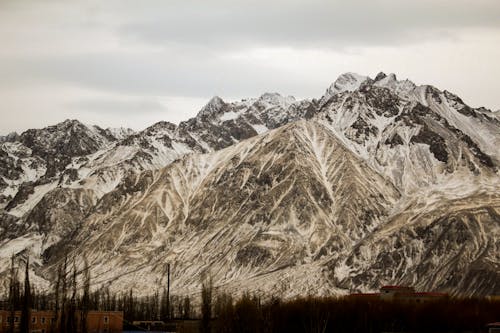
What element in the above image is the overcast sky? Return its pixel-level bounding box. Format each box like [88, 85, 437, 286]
[1, 0, 500, 134]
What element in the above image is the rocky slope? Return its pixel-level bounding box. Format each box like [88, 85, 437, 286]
[0, 72, 499, 297]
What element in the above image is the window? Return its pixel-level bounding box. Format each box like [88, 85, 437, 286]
[51, 318, 56, 323]
[7, 316, 11, 325]
[41, 317, 46, 324]
[32, 316, 37, 324]
[15, 316, 19, 322]
[104, 316, 109, 324]
[42, 330, 45, 333]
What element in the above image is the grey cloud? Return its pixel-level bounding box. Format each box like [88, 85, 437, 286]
[114, 0, 500, 49]
[68, 98, 166, 114]
[1, 51, 321, 98]
[1, 0, 500, 134]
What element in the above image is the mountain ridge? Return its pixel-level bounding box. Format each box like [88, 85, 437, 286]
[0, 72, 499, 298]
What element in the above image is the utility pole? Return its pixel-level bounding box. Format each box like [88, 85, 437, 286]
[166, 263, 170, 320]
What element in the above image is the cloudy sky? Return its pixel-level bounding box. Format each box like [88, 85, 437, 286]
[1, 0, 499, 134]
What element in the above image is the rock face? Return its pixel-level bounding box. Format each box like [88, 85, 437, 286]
[333, 193, 500, 296]
[0, 72, 499, 298]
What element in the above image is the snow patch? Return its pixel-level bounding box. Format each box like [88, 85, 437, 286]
[251, 124, 269, 134]
[8, 182, 57, 217]
[219, 111, 241, 122]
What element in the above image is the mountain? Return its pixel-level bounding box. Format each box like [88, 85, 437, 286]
[40, 121, 400, 296]
[0, 72, 499, 298]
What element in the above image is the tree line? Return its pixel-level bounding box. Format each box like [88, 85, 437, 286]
[2, 255, 193, 332]
[2, 255, 499, 333]
[207, 293, 500, 333]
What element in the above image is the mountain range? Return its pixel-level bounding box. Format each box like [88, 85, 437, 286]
[0, 72, 499, 298]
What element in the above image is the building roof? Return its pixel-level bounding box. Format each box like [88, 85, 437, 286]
[348, 286, 449, 299]
[380, 285, 414, 290]
[349, 293, 380, 297]
[412, 292, 448, 297]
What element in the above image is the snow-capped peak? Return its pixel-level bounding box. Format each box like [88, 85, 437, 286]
[257, 92, 296, 108]
[332, 72, 369, 92]
[142, 121, 177, 137]
[374, 72, 388, 82]
[59, 118, 86, 129]
[375, 72, 397, 85]
[0, 131, 20, 143]
[321, 72, 369, 104]
[197, 96, 226, 117]
[373, 72, 416, 96]
[104, 127, 135, 140]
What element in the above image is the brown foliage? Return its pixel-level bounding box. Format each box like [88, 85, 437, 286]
[211, 294, 500, 333]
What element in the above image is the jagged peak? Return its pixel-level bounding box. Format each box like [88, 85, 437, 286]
[19, 119, 87, 137]
[0, 131, 20, 143]
[59, 118, 85, 127]
[374, 73, 416, 94]
[374, 72, 388, 82]
[197, 96, 226, 117]
[377, 72, 397, 83]
[207, 95, 224, 105]
[145, 120, 177, 133]
[257, 92, 296, 107]
[259, 92, 282, 100]
[333, 72, 369, 91]
[105, 127, 135, 136]
[443, 90, 462, 101]
[373, 73, 396, 87]
[321, 72, 419, 104]
[321, 72, 370, 104]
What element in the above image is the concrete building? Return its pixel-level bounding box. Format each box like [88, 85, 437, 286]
[379, 285, 416, 300]
[487, 322, 500, 333]
[350, 285, 448, 303]
[0, 309, 123, 333]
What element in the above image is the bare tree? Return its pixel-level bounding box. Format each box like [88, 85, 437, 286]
[51, 264, 62, 333]
[183, 296, 191, 319]
[20, 256, 31, 333]
[8, 255, 19, 333]
[200, 275, 213, 333]
[160, 288, 169, 321]
[59, 256, 68, 333]
[65, 262, 77, 332]
[80, 257, 90, 333]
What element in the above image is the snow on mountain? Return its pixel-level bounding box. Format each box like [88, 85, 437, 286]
[333, 188, 500, 296]
[43, 120, 401, 297]
[373, 72, 417, 97]
[315, 73, 498, 193]
[103, 127, 135, 140]
[0, 72, 499, 298]
[0, 132, 20, 143]
[320, 72, 369, 107]
[0, 120, 120, 212]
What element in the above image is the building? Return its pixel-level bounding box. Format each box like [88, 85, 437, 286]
[379, 285, 415, 300]
[349, 286, 448, 303]
[348, 292, 380, 301]
[487, 323, 500, 333]
[131, 320, 166, 331]
[0, 309, 123, 333]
